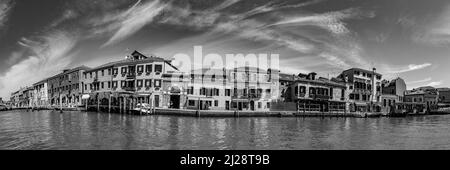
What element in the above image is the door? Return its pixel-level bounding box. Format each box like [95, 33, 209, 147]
[154, 95, 160, 108]
[250, 101, 255, 111]
[170, 95, 180, 109]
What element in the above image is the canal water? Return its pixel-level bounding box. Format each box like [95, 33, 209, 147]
[1, 110, 449, 150]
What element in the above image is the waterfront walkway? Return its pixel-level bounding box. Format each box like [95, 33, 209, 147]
[4, 106, 448, 118]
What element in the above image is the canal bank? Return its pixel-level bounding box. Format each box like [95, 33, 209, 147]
[5, 106, 448, 118]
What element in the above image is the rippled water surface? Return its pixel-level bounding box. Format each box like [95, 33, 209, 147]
[1, 110, 450, 150]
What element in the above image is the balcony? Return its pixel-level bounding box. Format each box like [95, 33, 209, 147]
[126, 73, 136, 79]
[309, 94, 331, 100]
[124, 87, 136, 92]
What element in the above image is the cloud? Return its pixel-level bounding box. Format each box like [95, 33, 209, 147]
[382, 63, 432, 74]
[0, 31, 78, 99]
[425, 81, 443, 87]
[412, 5, 450, 46]
[90, 0, 168, 47]
[0, 0, 14, 28]
[407, 77, 432, 85]
[157, 1, 375, 69]
[267, 8, 374, 35]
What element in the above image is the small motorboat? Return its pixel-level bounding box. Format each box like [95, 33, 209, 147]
[132, 103, 153, 115]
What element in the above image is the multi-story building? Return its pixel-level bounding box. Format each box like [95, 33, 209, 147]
[160, 66, 279, 112]
[47, 66, 90, 107]
[32, 79, 49, 107]
[10, 87, 31, 107]
[405, 87, 439, 106]
[382, 77, 407, 103]
[227, 67, 278, 111]
[289, 73, 348, 113]
[337, 68, 383, 112]
[437, 88, 450, 104]
[82, 50, 178, 109]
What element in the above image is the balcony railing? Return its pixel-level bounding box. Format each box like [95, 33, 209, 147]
[126, 74, 136, 79]
[124, 87, 136, 92]
[309, 94, 331, 100]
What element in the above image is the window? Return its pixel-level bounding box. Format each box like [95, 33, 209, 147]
[90, 73, 92, 78]
[188, 100, 196, 106]
[187, 87, 194, 95]
[137, 65, 144, 73]
[155, 65, 162, 73]
[113, 68, 118, 75]
[84, 73, 87, 79]
[113, 81, 118, 88]
[154, 80, 161, 87]
[258, 102, 262, 109]
[214, 88, 220, 96]
[108, 82, 111, 88]
[146, 65, 153, 73]
[101, 82, 104, 89]
[108, 69, 111, 75]
[121, 67, 127, 74]
[349, 86, 353, 90]
[102, 70, 104, 76]
[225, 89, 231, 96]
[137, 80, 143, 87]
[267, 102, 270, 109]
[121, 81, 126, 88]
[145, 79, 152, 87]
[215, 100, 218, 107]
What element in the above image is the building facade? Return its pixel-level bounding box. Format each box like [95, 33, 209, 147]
[337, 68, 383, 112]
[437, 88, 450, 104]
[48, 66, 90, 107]
[32, 80, 49, 107]
[82, 51, 178, 109]
[290, 73, 348, 113]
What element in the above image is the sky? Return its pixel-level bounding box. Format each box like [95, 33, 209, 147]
[1, 0, 450, 99]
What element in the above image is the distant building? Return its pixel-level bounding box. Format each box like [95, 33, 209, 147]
[337, 68, 383, 112]
[404, 86, 438, 106]
[437, 88, 450, 104]
[32, 79, 49, 107]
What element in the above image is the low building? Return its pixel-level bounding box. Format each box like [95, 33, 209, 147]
[437, 88, 450, 104]
[404, 87, 439, 108]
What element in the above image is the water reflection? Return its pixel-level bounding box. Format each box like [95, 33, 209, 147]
[1, 110, 450, 150]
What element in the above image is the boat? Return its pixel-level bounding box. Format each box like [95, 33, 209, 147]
[132, 103, 154, 115]
[0, 104, 8, 111]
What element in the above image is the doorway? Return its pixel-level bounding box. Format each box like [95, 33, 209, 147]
[170, 95, 180, 109]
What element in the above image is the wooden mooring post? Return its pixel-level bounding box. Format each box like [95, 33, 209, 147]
[108, 93, 111, 113]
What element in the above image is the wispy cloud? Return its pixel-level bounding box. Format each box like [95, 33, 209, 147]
[88, 0, 168, 47]
[425, 81, 443, 87]
[0, 31, 79, 98]
[382, 63, 432, 74]
[155, 1, 374, 69]
[267, 8, 374, 35]
[407, 77, 432, 85]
